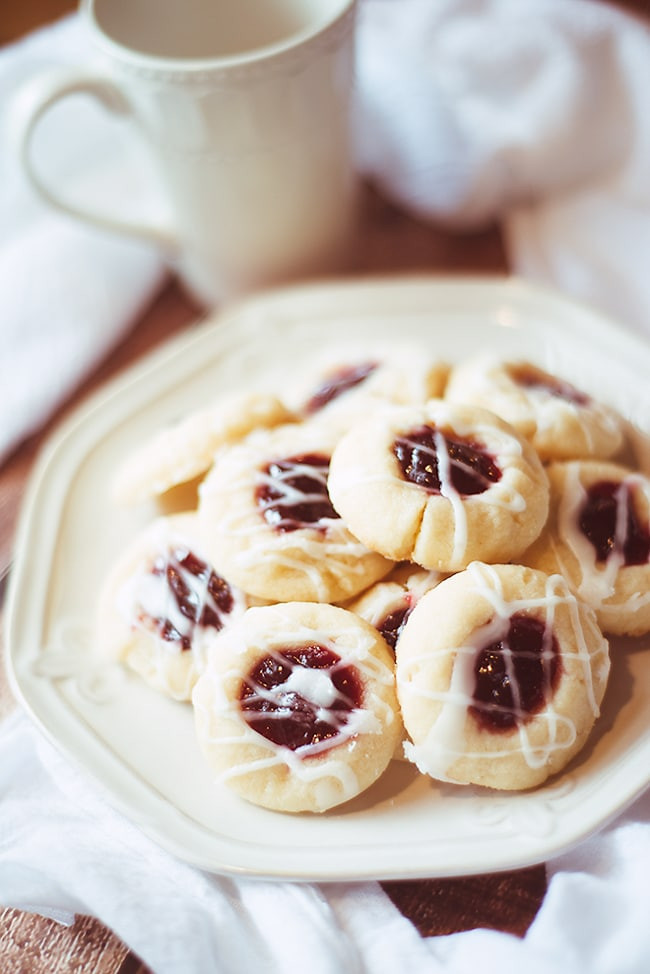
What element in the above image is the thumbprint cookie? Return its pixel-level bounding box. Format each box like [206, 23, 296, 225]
[522, 461, 650, 636]
[348, 564, 445, 653]
[284, 342, 449, 433]
[327, 400, 549, 572]
[95, 513, 252, 700]
[347, 564, 444, 762]
[198, 422, 393, 603]
[112, 392, 294, 505]
[192, 601, 402, 812]
[445, 356, 623, 462]
[395, 562, 610, 790]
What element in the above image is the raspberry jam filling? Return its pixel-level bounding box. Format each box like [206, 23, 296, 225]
[377, 604, 411, 652]
[470, 613, 560, 731]
[239, 645, 364, 751]
[511, 364, 589, 407]
[305, 361, 378, 414]
[256, 452, 339, 532]
[142, 547, 234, 650]
[579, 480, 650, 565]
[393, 425, 501, 495]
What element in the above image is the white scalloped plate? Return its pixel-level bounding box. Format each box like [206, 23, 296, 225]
[6, 275, 650, 880]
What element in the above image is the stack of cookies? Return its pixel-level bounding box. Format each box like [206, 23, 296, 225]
[96, 344, 646, 813]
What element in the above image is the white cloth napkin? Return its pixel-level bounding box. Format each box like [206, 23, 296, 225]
[1, 711, 649, 974]
[3, 1, 650, 973]
[355, 0, 650, 336]
[0, 16, 167, 464]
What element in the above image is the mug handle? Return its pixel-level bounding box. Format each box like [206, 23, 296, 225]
[13, 66, 178, 252]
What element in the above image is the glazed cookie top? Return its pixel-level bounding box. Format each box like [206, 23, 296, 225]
[192, 601, 402, 812]
[445, 356, 624, 462]
[395, 562, 610, 790]
[328, 399, 549, 572]
[112, 391, 294, 505]
[198, 422, 393, 603]
[522, 460, 650, 635]
[347, 564, 444, 652]
[95, 513, 252, 699]
[284, 342, 449, 432]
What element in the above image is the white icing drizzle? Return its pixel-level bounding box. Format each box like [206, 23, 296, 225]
[117, 534, 246, 690]
[555, 464, 650, 611]
[232, 533, 373, 600]
[404, 569, 444, 601]
[256, 455, 331, 529]
[433, 428, 469, 565]
[363, 591, 410, 631]
[525, 381, 591, 441]
[204, 455, 381, 598]
[196, 613, 396, 807]
[338, 410, 529, 565]
[282, 665, 338, 708]
[522, 377, 621, 449]
[358, 572, 442, 649]
[400, 562, 608, 781]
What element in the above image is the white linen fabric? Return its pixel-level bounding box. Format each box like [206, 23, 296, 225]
[0, 16, 167, 464]
[2, 1, 650, 972]
[354, 0, 650, 336]
[1, 711, 649, 974]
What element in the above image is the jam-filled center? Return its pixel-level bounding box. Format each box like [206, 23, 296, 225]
[579, 479, 650, 565]
[239, 645, 364, 751]
[305, 361, 378, 414]
[256, 452, 339, 532]
[470, 612, 561, 731]
[510, 364, 589, 407]
[140, 546, 234, 651]
[393, 424, 501, 495]
[377, 602, 411, 652]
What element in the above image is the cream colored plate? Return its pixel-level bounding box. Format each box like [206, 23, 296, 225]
[6, 275, 650, 880]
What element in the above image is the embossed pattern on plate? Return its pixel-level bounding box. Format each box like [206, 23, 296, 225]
[6, 276, 650, 880]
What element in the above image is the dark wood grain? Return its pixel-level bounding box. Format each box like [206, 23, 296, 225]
[0, 909, 148, 974]
[383, 867, 547, 938]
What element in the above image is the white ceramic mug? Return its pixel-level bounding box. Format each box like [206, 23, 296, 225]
[15, 0, 358, 304]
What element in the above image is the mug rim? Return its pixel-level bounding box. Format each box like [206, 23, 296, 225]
[81, 0, 357, 74]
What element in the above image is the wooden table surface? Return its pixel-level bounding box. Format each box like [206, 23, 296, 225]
[1, 1, 647, 970]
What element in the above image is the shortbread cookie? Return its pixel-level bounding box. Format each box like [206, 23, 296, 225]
[396, 562, 610, 790]
[192, 601, 402, 812]
[285, 342, 449, 431]
[95, 513, 252, 700]
[522, 461, 650, 636]
[328, 400, 549, 572]
[347, 564, 443, 762]
[112, 392, 294, 505]
[198, 422, 393, 602]
[445, 356, 623, 462]
[348, 564, 444, 652]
